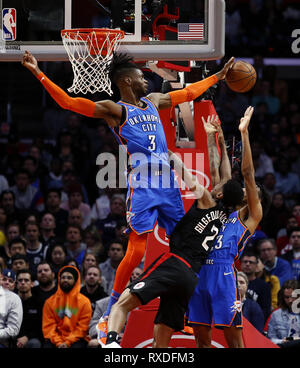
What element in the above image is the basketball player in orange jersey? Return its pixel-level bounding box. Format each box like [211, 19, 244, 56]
[22, 51, 234, 345]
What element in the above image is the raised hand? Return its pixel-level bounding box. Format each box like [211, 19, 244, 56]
[202, 114, 219, 135]
[239, 106, 254, 133]
[216, 57, 235, 80]
[21, 50, 41, 75]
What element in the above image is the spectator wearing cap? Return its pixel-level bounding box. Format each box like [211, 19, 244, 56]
[42, 265, 92, 348]
[0, 268, 16, 291]
[60, 182, 91, 229]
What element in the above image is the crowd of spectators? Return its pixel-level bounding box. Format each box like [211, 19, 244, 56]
[225, 0, 300, 57]
[0, 0, 300, 349]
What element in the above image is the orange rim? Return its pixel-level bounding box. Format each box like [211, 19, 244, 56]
[61, 28, 125, 41]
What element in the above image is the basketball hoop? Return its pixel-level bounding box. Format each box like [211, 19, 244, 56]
[61, 28, 125, 95]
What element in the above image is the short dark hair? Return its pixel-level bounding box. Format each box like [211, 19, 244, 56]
[8, 237, 27, 249]
[287, 226, 300, 238]
[222, 179, 244, 209]
[37, 260, 54, 272]
[0, 189, 15, 202]
[15, 168, 30, 178]
[108, 239, 124, 250]
[66, 224, 83, 237]
[240, 250, 258, 261]
[109, 53, 139, 84]
[46, 188, 62, 199]
[23, 155, 37, 166]
[11, 253, 29, 263]
[16, 269, 33, 280]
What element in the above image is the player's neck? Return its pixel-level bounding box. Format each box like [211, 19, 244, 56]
[120, 90, 142, 107]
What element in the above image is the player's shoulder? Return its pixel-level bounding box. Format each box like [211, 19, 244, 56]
[146, 92, 168, 109]
[146, 92, 163, 101]
[228, 210, 238, 219]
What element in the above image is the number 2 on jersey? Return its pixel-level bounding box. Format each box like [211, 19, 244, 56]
[202, 225, 219, 251]
[148, 135, 156, 151]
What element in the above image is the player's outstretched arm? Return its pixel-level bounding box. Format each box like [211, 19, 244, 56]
[168, 150, 216, 208]
[239, 106, 262, 233]
[212, 122, 232, 196]
[203, 114, 221, 188]
[203, 115, 231, 196]
[154, 57, 235, 110]
[21, 51, 122, 125]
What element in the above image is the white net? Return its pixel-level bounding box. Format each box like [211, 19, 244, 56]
[61, 29, 124, 95]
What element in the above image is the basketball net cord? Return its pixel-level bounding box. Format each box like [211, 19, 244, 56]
[62, 30, 123, 95]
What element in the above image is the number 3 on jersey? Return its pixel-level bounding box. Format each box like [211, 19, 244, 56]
[148, 135, 156, 151]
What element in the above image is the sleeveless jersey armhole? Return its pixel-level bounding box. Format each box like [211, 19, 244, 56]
[120, 105, 126, 126]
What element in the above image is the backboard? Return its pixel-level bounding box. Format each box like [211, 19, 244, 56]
[0, 0, 225, 61]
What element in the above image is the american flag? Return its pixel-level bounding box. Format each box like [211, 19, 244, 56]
[177, 23, 204, 40]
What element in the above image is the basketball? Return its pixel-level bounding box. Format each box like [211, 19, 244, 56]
[225, 61, 257, 93]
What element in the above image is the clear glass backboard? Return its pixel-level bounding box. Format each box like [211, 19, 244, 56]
[0, 0, 225, 61]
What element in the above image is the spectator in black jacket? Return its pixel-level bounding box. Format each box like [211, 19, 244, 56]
[80, 266, 107, 311]
[16, 270, 41, 348]
[31, 261, 57, 345]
